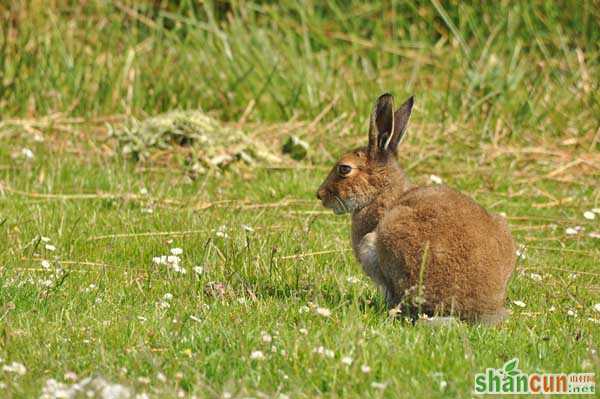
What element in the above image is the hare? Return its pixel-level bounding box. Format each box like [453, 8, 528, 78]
[316, 93, 515, 325]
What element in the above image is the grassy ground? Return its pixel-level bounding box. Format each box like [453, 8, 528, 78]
[1, 1, 599, 398]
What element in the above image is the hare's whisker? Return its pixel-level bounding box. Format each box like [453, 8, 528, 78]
[335, 195, 348, 213]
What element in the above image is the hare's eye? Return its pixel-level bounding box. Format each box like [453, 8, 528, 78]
[337, 164, 352, 176]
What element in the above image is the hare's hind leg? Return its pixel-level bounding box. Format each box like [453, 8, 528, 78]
[382, 286, 402, 309]
[416, 316, 458, 327]
[477, 308, 511, 326]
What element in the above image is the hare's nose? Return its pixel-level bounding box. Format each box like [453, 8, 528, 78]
[316, 188, 326, 200]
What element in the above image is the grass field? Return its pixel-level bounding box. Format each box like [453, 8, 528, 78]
[1, 1, 599, 398]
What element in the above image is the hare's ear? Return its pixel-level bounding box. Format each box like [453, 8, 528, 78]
[368, 93, 394, 158]
[387, 96, 414, 154]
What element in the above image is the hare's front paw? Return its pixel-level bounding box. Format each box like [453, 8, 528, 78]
[358, 232, 385, 286]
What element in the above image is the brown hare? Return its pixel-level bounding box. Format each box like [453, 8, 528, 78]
[316, 93, 515, 325]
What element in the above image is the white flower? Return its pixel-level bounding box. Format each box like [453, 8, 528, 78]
[593, 304, 600, 313]
[565, 227, 578, 235]
[261, 332, 272, 343]
[45, 244, 56, 251]
[40, 279, 53, 287]
[513, 300, 526, 308]
[439, 380, 448, 390]
[170, 248, 183, 255]
[163, 293, 173, 301]
[171, 264, 187, 274]
[156, 372, 167, 383]
[516, 246, 526, 260]
[313, 346, 334, 358]
[152, 256, 167, 265]
[529, 273, 542, 282]
[361, 364, 371, 373]
[64, 371, 78, 381]
[567, 310, 576, 317]
[341, 356, 353, 365]
[429, 174, 443, 184]
[21, 148, 34, 159]
[101, 383, 131, 399]
[371, 382, 387, 390]
[592, 208, 600, 214]
[241, 224, 254, 232]
[583, 211, 596, 220]
[84, 283, 97, 293]
[166, 255, 180, 264]
[139, 187, 149, 195]
[193, 266, 204, 275]
[315, 307, 331, 317]
[299, 328, 308, 335]
[152, 254, 187, 274]
[40, 236, 51, 242]
[347, 276, 360, 284]
[3, 362, 26, 375]
[40, 379, 69, 398]
[299, 305, 310, 314]
[215, 225, 229, 238]
[549, 306, 556, 312]
[41, 260, 51, 270]
[250, 350, 265, 360]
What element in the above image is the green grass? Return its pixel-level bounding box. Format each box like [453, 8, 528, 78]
[1, 1, 599, 398]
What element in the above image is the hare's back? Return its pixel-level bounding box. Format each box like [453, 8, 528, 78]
[395, 185, 494, 226]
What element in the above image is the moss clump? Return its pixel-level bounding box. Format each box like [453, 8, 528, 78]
[109, 110, 281, 173]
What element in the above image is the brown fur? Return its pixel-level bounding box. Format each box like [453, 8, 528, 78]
[317, 94, 516, 325]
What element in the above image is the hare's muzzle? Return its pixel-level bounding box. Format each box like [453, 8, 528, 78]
[316, 185, 332, 206]
[316, 188, 325, 200]
[316, 186, 345, 214]
[316, 186, 331, 208]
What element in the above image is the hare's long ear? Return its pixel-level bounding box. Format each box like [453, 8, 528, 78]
[387, 96, 414, 155]
[368, 93, 394, 158]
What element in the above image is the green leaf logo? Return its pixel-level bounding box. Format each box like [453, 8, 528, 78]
[505, 358, 517, 372]
[502, 358, 521, 379]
